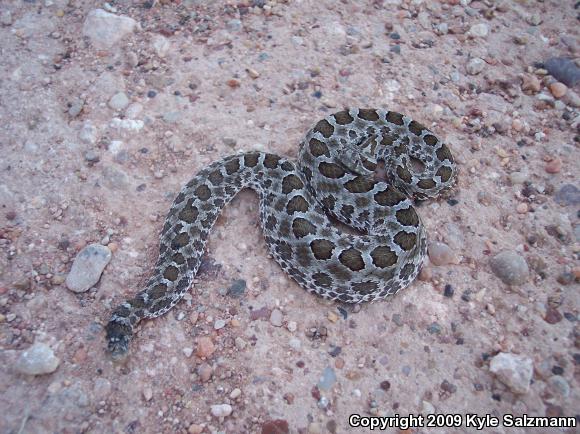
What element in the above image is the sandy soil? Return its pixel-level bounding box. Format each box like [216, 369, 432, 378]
[0, 0, 579, 433]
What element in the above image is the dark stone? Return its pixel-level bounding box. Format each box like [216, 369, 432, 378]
[261, 419, 289, 434]
[443, 284, 454, 298]
[554, 184, 580, 206]
[544, 57, 580, 87]
[227, 279, 246, 298]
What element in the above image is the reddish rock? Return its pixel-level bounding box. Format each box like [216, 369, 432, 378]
[521, 74, 541, 93]
[261, 419, 289, 434]
[250, 306, 271, 321]
[549, 82, 567, 98]
[544, 307, 563, 324]
[196, 337, 216, 358]
[545, 157, 562, 174]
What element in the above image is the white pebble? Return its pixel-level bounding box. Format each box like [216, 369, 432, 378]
[489, 352, 533, 394]
[229, 388, 242, 399]
[214, 319, 226, 330]
[108, 92, 130, 110]
[235, 337, 247, 350]
[210, 403, 233, 418]
[143, 387, 153, 401]
[428, 241, 456, 266]
[490, 250, 529, 285]
[466, 57, 485, 75]
[288, 337, 301, 350]
[269, 308, 283, 327]
[82, 9, 137, 50]
[16, 343, 60, 376]
[468, 23, 489, 38]
[65, 244, 112, 293]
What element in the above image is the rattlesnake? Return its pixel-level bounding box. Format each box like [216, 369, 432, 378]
[106, 108, 456, 357]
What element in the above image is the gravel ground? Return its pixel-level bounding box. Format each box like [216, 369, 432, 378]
[0, 1, 579, 433]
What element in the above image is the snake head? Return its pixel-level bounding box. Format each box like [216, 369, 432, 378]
[105, 320, 133, 360]
[336, 139, 378, 176]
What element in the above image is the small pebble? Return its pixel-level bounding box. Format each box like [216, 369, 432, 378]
[183, 347, 193, 358]
[65, 244, 112, 293]
[235, 337, 247, 350]
[288, 337, 301, 350]
[466, 57, 485, 75]
[544, 307, 563, 324]
[509, 172, 527, 185]
[418, 266, 432, 281]
[526, 13, 542, 26]
[261, 420, 289, 434]
[308, 423, 322, 434]
[549, 82, 568, 98]
[79, 122, 98, 144]
[427, 323, 441, 334]
[143, 387, 153, 401]
[440, 379, 457, 394]
[152, 35, 169, 58]
[210, 403, 232, 418]
[222, 137, 237, 148]
[317, 366, 337, 391]
[226, 18, 242, 32]
[84, 150, 100, 163]
[68, 98, 84, 117]
[269, 309, 283, 327]
[229, 388, 242, 399]
[490, 250, 529, 285]
[548, 375, 570, 397]
[468, 23, 489, 38]
[489, 352, 533, 394]
[544, 57, 580, 87]
[226, 279, 246, 298]
[554, 184, 580, 206]
[82, 9, 137, 50]
[545, 157, 562, 174]
[214, 319, 226, 330]
[196, 337, 215, 358]
[286, 321, 297, 332]
[521, 74, 541, 93]
[188, 424, 204, 434]
[556, 272, 574, 285]
[1, 10, 12, 26]
[428, 241, 456, 266]
[108, 92, 130, 110]
[379, 380, 391, 391]
[246, 68, 260, 79]
[516, 203, 528, 214]
[197, 363, 213, 382]
[16, 343, 60, 376]
[436, 23, 448, 35]
[513, 34, 528, 45]
[226, 79, 240, 88]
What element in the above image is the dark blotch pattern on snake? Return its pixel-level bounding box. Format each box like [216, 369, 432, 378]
[106, 108, 457, 357]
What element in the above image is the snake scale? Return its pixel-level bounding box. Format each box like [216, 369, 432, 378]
[106, 108, 456, 357]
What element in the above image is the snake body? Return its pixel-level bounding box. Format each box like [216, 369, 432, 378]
[106, 108, 456, 357]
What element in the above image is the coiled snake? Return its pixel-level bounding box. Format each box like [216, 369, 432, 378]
[106, 108, 456, 357]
